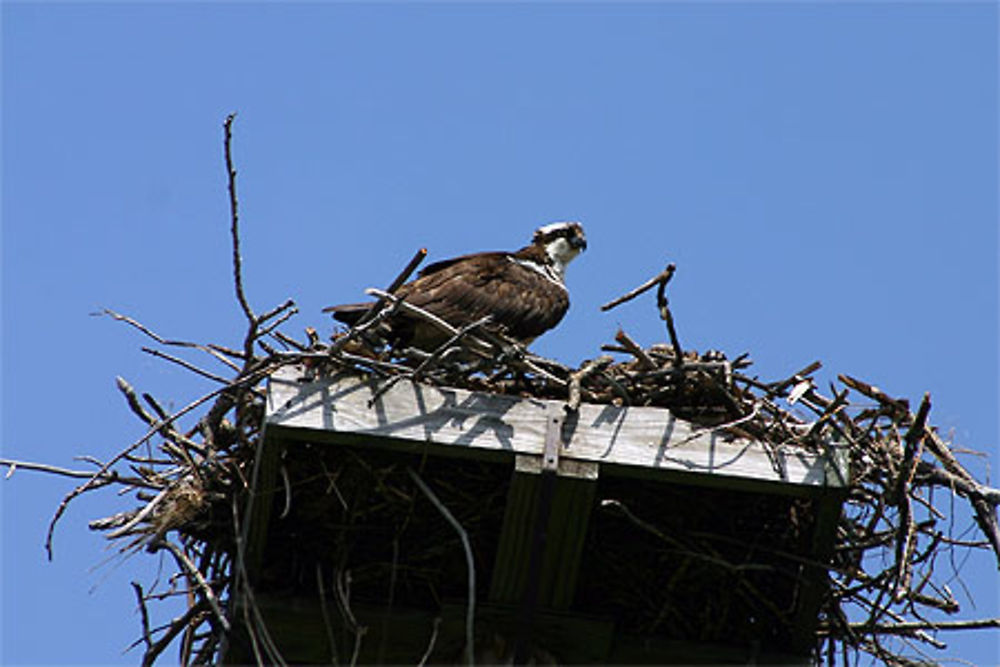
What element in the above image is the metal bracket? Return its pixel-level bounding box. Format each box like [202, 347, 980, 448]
[542, 405, 564, 473]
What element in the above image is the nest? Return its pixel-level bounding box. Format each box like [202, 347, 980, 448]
[32, 270, 997, 666]
[11, 117, 998, 666]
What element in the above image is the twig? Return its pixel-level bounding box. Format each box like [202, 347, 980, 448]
[772, 360, 823, 395]
[655, 270, 684, 367]
[407, 467, 475, 667]
[272, 329, 309, 352]
[207, 343, 247, 362]
[364, 288, 477, 349]
[140, 601, 209, 667]
[46, 383, 232, 559]
[102, 309, 242, 373]
[566, 356, 613, 412]
[257, 298, 296, 325]
[132, 581, 154, 652]
[256, 304, 299, 342]
[106, 486, 171, 539]
[417, 617, 442, 667]
[326, 285, 417, 357]
[471, 327, 569, 387]
[315, 563, 340, 665]
[1, 457, 129, 482]
[224, 112, 254, 326]
[672, 403, 761, 449]
[614, 329, 656, 370]
[601, 263, 676, 311]
[278, 465, 292, 520]
[154, 539, 231, 633]
[325, 247, 428, 328]
[115, 378, 205, 477]
[831, 617, 1000, 635]
[117, 376, 158, 426]
[141, 347, 231, 385]
[894, 393, 931, 599]
[367, 315, 493, 406]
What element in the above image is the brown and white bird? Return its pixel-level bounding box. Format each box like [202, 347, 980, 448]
[325, 222, 587, 350]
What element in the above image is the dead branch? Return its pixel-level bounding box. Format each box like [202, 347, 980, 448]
[323, 247, 427, 328]
[821, 617, 1000, 636]
[601, 262, 676, 311]
[1, 457, 146, 485]
[101, 309, 242, 373]
[417, 616, 442, 667]
[655, 269, 684, 366]
[315, 563, 340, 665]
[408, 467, 475, 667]
[566, 355, 613, 412]
[153, 538, 231, 632]
[141, 347, 230, 385]
[132, 581, 154, 653]
[46, 381, 232, 559]
[140, 600, 210, 667]
[614, 328, 656, 370]
[224, 112, 254, 326]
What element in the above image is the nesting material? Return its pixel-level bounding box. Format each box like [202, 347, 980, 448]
[19, 267, 990, 665]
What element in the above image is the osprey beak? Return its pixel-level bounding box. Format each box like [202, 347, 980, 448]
[573, 236, 588, 252]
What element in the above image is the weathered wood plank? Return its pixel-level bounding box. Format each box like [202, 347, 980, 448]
[266, 366, 847, 490]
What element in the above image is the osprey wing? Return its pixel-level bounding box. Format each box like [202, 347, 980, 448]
[397, 251, 569, 342]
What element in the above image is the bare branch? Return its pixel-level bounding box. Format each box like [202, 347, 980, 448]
[1, 457, 130, 483]
[153, 538, 231, 633]
[407, 467, 475, 666]
[223, 112, 254, 325]
[140, 348, 230, 385]
[323, 247, 427, 328]
[614, 328, 656, 370]
[601, 262, 676, 311]
[132, 581, 154, 653]
[102, 309, 242, 373]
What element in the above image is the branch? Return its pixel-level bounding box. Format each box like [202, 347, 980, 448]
[152, 538, 231, 633]
[566, 355, 613, 412]
[601, 263, 676, 311]
[1, 457, 122, 482]
[132, 581, 154, 653]
[417, 617, 442, 667]
[614, 328, 656, 370]
[140, 601, 209, 667]
[141, 347, 230, 385]
[894, 393, 931, 599]
[223, 112, 254, 325]
[46, 381, 236, 559]
[323, 247, 427, 327]
[102, 309, 241, 373]
[407, 467, 475, 666]
[823, 617, 1000, 636]
[655, 269, 683, 366]
[367, 315, 494, 406]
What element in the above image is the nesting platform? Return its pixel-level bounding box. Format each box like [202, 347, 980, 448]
[226, 365, 849, 664]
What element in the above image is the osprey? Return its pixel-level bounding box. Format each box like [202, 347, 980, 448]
[326, 221, 587, 350]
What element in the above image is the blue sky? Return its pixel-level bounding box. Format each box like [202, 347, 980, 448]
[2, 2, 997, 664]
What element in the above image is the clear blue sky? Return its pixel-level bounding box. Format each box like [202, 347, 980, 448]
[3, 2, 997, 664]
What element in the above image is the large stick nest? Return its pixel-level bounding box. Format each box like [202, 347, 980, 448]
[8, 116, 998, 666]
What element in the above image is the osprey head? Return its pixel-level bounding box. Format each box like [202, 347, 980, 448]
[533, 221, 587, 276]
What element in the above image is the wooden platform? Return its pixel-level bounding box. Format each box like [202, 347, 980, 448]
[264, 367, 848, 492]
[227, 365, 849, 664]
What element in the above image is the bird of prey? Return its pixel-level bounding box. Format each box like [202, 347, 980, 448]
[325, 221, 587, 350]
